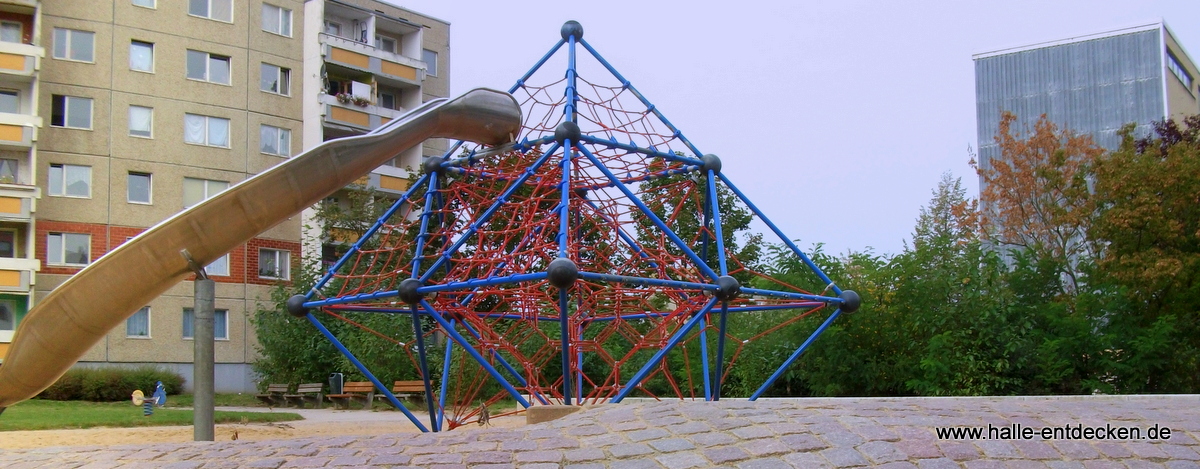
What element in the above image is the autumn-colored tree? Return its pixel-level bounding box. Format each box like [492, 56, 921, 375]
[973, 112, 1104, 291]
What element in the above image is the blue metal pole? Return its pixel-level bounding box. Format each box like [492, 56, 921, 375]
[611, 297, 719, 403]
[437, 318, 454, 430]
[699, 317, 711, 401]
[419, 144, 561, 282]
[749, 309, 843, 401]
[419, 299, 531, 408]
[416, 272, 549, 294]
[558, 289, 572, 404]
[577, 271, 716, 292]
[304, 314, 429, 432]
[577, 146, 720, 280]
[576, 320, 584, 405]
[717, 173, 842, 296]
[578, 135, 704, 166]
[410, 305, 438, 431]
[411, 175, 439, 278]
[707, 170, 729, 276]
[713, 301, 729, 401]
[565, 35, 578, 123]
[574, 164, 700, 193]
[306, 174, 430, 299]
[510, 39, 566, 94]
[577, 39, 706, 159]
[739, 287, 841, 303]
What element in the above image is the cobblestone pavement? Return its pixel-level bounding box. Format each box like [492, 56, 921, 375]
[2, 395, 1199, 468]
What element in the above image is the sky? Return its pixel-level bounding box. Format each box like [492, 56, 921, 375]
[384, 0, 1200, 257]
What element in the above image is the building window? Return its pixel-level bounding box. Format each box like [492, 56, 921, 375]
[1167, 52, 1193, 91]
[186, 50, 230, 85]
[205, 254, 229, 276]
[132, 0, 156, 8]
[126, 306, 150, 338]
[182, 177, 228, 208]
[258, 248, 289, 279]
[0, 229, 15, 257]
[47, 232, 90, 266]
[0, 90, 18, 114]
[130, 40, 154, 72]
[51, 95, 93, 130]
[184, 113, 230, 148]
[129, 105, 153, 138]
[0, 300, 14, 331]
[0, 22, 21, 44]
[0, 158, 17, 184]
[52, 28, 94, 62]
[260, 63, 290, 95]
[262, 3, 291, 37]
[375, 35, 396, 53]
[188, 0, 232, 23]
[422, 49, 437, 77]
[48, 163, 91, 198]
[323, 20, 341, 37]
[260, 124, 290, 157]
[182, 307, 229, 340]
[128, 172, 152, 204]
[379, 91, 398, 110]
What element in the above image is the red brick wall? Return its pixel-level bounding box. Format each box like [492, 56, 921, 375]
[36, 220, 300, 285]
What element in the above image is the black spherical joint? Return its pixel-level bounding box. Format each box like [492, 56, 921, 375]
[554, 121, 582, 145]
[700, 154, 722, 174]
[547, 257, 579, 289]
[286, 294, 311, 317]
[561, 21, 584, 41]
[839, 290, 861, 313]
[714, 275, 741, 301]
[422, 156, 446, 175]
[573, 187, 589, 199]
[398, 278, 426, 305]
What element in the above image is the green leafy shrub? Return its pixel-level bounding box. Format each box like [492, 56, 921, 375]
[38, 366, 185, 401]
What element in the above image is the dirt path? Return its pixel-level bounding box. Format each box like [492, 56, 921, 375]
[0, 407, 524, 449]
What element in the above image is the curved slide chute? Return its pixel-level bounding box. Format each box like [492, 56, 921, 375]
[0, 88, 521, 410]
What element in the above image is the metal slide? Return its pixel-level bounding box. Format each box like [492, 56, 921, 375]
[0, 88, 521, 410]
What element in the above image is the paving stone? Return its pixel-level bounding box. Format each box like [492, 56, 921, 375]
[1081, 461, 1125, 469]
[782, 452, 834, 469]
[515, 450, 563, 463]
[656, 452, 710, 469]
[1123, 460, 1166, 469]
[1165, 462, 1200, 469]
[629, 428, 672, 442]
[563, 464, 605, 469]
[823, 431, 866, 447]
[411, 452, 464, 465]
[279, 457, 328, 468]
[466, 451, 513, 464]
[1004, 461, 1050, 469]
[917, 459, 964, 469]
[965, 461, 1008, 469]
[735, 457, 792, 469]
[648, 438, 695, 453]
[780, 433, 829, 452]
[1012, 441, 1062, 460]
[1054, 441, 1101, 459]
[705, 446, 753, 465]
[894, 439, 941, 459]
[670, 421, 713, 435]
[1094, 443, 1133, 459]
[875, 462, 919, 469]
[691, 432, 738, 447]
[857, 441, 906, 463]
[563, 448, 605, 462]
[609, 443, 654, 458]
[820, 447, 869, 467]
[939, 441, 982, 461]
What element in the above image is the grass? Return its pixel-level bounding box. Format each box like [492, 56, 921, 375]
[0, 399, 302, 432]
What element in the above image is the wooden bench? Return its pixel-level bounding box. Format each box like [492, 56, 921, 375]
[326, 381, 375, 410]
[376, 380, 432, 404]
[256, 383, 289, 407]
[283, 383, 324, 409]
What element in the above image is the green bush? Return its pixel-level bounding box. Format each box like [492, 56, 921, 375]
[38, 366, 185, 401]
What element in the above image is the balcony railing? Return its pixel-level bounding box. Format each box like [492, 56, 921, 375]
[0, 112, 38, 149]
[320, 33, 425, 86]
[0, 184, 36, 221]
[320, 93, 406, 131]
[0, 256, 38, 294]
[0, 41, 42, 78]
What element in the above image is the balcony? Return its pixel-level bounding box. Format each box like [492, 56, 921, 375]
[320, 33, 424, 87]
[320, 93, 406, 132]
[0, 257, 37, 293]
[0, 41, 42, 80]
[0, 112, 39, 150]
[0, 184, 36, 221]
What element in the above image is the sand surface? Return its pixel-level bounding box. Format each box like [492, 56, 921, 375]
[0, 408, 524, 450]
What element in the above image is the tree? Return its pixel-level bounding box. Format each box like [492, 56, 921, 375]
[973, 113, 1103, 291]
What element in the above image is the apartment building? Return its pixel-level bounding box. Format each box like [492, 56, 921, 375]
[974, 22, 1199, 176]
[0, 0, 448, 393]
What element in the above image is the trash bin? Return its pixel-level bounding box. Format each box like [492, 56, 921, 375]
[328, 373, 344, 395]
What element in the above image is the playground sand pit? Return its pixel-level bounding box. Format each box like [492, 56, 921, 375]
[0, 411, 524, 449]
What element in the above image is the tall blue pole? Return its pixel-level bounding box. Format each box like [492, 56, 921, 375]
[420, 300, 531, 408]
[437, 318, 454, 430]
[749, 309, 843, 400]
[558, 289, 572, 404]
[611, 297, 718, 403]
[713, 301, 729, 401]
[305, 314, 428, 432]
[708, 169, 730, 401]
[410, 305, 438, 431]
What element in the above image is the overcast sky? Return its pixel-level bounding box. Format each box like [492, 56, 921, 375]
[384, 0, 1200, 256]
